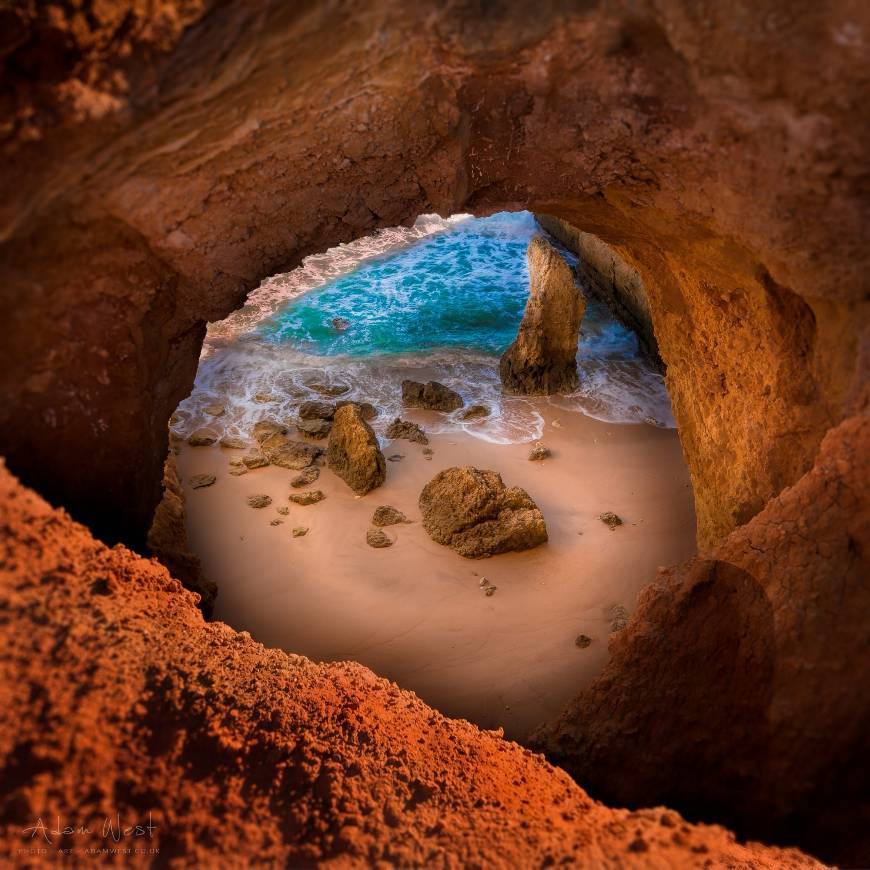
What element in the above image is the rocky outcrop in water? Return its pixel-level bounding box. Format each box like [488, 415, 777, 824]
[419, 466, 548, 558]
[327, 405, 386, 494]
[536, 214, 661, 368]
[402, 380, 464, 411]
[500, 236, 585, 395]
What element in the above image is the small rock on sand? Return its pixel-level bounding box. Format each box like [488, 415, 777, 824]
[296, 418, 332, 439]
[270, 519, 284, 526]
[387, 454, 404, 462]
[188, 428, 218, 447]
[385, 418, 429, 445]
[459, 404, 490, 420]
[372, 506, 411, 527]
[366, 528, 394, 548]
[203, 403, 225, 416]
[242, 451, 269, 469]
[276, 506, 290, 516]
[484, 585, 497, 597]
[289, 490, 325, 506]
[189, 473, 216, 488]
[229, 466, 249, 476]
[291, 467, 320, 488]
[422, 447, 434, 460]
[599, 511, 623, 530]
[402, 380, 464, 411]
[575, 634, 592, 649]
[219, 435, 248, 449]
[247, 494, 272, 509]
[292, 526, 309, 537]
[528, 443, 551, 461]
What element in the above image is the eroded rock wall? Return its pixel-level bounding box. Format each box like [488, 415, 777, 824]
[1, 0, 866, 550]
[533, 411, 870, 865]
[0, 462, 819, 867]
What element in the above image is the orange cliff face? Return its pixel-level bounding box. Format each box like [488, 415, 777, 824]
[0, 460, 821, 867]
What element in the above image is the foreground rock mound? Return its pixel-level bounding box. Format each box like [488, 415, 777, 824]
[402, 380, 464, 411]
[419, 467, 548, 558]
[253, 420, 322, 469]
[0, 462, 815, 867]
[327, 405, 386, 494]
[500, 236, 585, 395]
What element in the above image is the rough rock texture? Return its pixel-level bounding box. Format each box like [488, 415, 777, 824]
[0, 0, 868, 862]
[365, 528, 394, 549]
[259, 433, 322, 470]
[419, 467, 548, 558]
[327, 405, 386, 495]
[385, 418, 429, 445]
[336, 400, 378, 422]
[296, 418, 332, 440]
[533, 414, 870, 865]
[402, 380, 464, 412]
[372, 505, 411, 527]
[500, 235, 586, 394]
[537, 214, 661, 366]
[146, 453, 215, 615]
[299, 400, 336, 421]
[0, 462, 817, 868]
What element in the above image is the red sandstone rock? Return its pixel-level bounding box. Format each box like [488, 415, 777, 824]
[0, 461, 819, 867]
[532, 413, 870, 866]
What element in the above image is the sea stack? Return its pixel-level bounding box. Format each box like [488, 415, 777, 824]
[499, 235, 585, 394]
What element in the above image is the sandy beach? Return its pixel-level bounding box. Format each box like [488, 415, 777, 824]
[177, 403, 696, 740]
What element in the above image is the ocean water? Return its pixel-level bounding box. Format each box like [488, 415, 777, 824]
[174, 212, 674, 444]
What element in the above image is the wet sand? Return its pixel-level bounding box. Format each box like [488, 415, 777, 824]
[177, 406, 696, 740]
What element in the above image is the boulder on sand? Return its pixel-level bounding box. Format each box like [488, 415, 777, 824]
[252, 420, 322, 469]
[372, 506, 411, 527]
[419, 466, 547, 558]
[499, 235, 585, 394]
[402, 380, 464, 411]
[327, 404, 386, 494]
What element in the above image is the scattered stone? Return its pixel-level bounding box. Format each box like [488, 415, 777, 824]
[189, 473, 216, 488]
[459, 404, 490, 420]
[479, 577, 489, 587]
[335, 400, 378, 421]
[402, 379, 464, 411]
[484, 585, 497, 597]
[203, 403, 225, 416]
[252, 420, 288, 443]
[229, 466, 249, 476]
[372, 506, 411, 527]
[331, 317, 351, 331]
[276, 506, 290, 516]
[609, 604, 629, 633]
[242, 451, 269, 470]
[385, 418, 429, 445]
[422, 447, 434, 460]
[575, 634, 592, 649]
[499, 235, 586, 395]
[296, 418, 332, 439]
[291, 526, 309, 537]
[289, 490, 325, 505]
[219, 435, 248, 449]
[299, 400, 336, 421]
[188, 428, 218, 447]
[253, 392, 278, 403]
[419, 466, 548, 558]
[327, 405, 386, 494]
[270, 519, 284, 526]
[528, 443, 551, 461]
[366, 528, 394, 548]
[551, 419, 563, 429]
[387, 454, 404, 462]
[258, 429, 322, 469]
[599, 511, 623, 530]
[291, 466, 320, 488]
[229, 457, 244, 467]
[307, 380, 350, 397]
[247, 494, 272, 509]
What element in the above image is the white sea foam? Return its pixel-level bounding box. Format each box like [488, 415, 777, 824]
[176, 212, 674, 444]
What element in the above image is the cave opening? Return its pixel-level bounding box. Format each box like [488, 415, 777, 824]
[155, 210, 697, 740]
